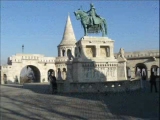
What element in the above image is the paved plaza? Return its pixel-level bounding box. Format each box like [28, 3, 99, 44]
[0, 83, 159, 120]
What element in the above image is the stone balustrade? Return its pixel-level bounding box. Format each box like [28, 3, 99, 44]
[115, 50, 159, 59]
[9, 54, 55, 64]
[56, 79, 141, 93]
[38, 59, 55, 63]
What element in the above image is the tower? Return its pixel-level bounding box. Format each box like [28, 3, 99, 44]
[57, 14, 76, 58]
[55, 14, 76, 80]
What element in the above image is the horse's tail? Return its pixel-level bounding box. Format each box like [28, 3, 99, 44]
[103, 19, 107, 35]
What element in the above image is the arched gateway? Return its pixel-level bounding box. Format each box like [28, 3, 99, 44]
[1, 54, 56, 84]
[20, 65, 41, 83]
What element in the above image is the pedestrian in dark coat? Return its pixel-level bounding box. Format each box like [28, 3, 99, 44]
[49, 73, 57, 94]
[150, 71, 158, 93]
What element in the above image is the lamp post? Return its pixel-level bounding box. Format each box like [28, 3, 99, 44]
[22, 45, 24, 53]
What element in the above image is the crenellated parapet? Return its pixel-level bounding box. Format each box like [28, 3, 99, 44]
[38, 57, 55, 64]
[55, 56, 68, 63]
[115, 50, 159, 59]
[8, 54, 55, 64]
[1, 65, 12, 69]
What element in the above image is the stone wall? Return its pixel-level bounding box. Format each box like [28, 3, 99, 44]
[1, 50, 159, 84]
[56, 79, 141, 93]
[23, 79, 142, 93]
[115, 50, 159, 79]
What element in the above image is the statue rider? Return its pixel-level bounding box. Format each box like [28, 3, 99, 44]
[87, 3, 100, 25]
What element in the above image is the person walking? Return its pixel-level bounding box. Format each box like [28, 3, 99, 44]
[150, 71, 158, 93]
[49, 73, 57, 94]
[141, 68, 147, 91]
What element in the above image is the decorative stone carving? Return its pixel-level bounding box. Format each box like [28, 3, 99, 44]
[85, 46, 96, 58]
[86, 47, 93, 57]
[100, 47, 106, 57]
[117, 48, 127, 61]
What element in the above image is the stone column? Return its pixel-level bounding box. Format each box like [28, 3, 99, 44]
[96, 45, 100, 57]
[72, 47, 75, 57]
[81, 45, 86, 58]
[56, 69, 58, 79]
[110, 46, 114, 57]
[54, 69, 57, 78]
[124, 62, 127, 80]
[60, 48, 62, 57]
[67, 48, 69, 56]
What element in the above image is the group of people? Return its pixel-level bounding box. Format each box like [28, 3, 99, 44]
[140, 70, 158, 93]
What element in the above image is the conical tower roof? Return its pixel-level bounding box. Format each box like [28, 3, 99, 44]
[59, 14, 76, 46]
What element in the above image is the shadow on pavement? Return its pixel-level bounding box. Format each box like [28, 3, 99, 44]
[1, 82, 159, 120]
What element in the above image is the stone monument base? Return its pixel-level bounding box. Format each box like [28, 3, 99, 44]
[72, 36, 118, 82]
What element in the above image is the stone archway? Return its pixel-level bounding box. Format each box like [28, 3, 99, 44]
[67, 49, 72, 60]
[62, 49, 66, 56]
[20, 65, 41, 83]
[135, 63, 148, 78]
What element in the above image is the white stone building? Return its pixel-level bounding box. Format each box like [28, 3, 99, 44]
[1, 15, 159, 88]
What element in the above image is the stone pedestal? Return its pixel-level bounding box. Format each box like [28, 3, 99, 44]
[75, 36, 115, 60]
[73, 36, 118, 82]
[117, 56, 127, 80]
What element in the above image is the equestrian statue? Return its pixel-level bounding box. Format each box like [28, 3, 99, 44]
[74, 3, 107, 37]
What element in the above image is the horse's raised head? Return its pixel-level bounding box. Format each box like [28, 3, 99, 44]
[74, 11, 77, 16]
[75, 9, 83, 14]
[74, 10, 81, 20]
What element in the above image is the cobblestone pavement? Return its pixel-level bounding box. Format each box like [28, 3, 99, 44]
[0, 84, 159, 120]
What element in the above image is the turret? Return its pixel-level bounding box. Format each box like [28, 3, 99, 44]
[57, 14, 76, 58]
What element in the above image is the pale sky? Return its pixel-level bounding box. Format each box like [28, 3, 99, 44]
[1, 1, 159, 65]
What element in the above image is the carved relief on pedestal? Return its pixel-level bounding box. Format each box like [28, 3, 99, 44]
[86, 46, 95, 57]
[100, 47, 106, 57]
[100, 46, 110, 57]
[86, 47, 93, 57]
[81, 62, 117, 81]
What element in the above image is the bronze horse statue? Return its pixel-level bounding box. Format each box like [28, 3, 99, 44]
[74, 9, 107, 37]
